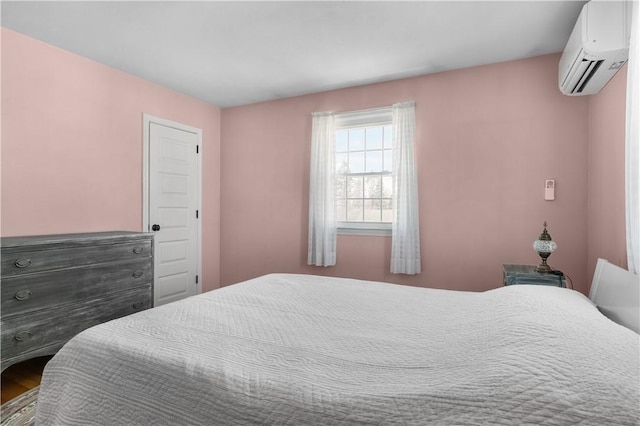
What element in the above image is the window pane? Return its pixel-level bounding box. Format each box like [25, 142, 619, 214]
[332, 111, 394, 227]
[336, 153, 348, 173]
[364, 175, 382, 198]
[365, 150, 383, 173]
[382, 176, 393, 198]
[349, 128, 365, 151]
[347, 176, 363, 198]
[336, 199, 346, 221]
[336, 130, 348, 153]
[383, 149, 393, 172]
[366, 127, 383, 149]
[383, 125, 392, 149]
[336, 176, 346, 198]
[364, 199, 382, 222]
[347, 199, 363, 221]
[349, 151, 365, 173]
[381, 199, 393, 222]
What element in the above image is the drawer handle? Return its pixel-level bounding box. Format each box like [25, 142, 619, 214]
[132, 301, 145, 310]
[132, 270, 144, 278]
[132, 246, 144, 254]
[14, 290, 32, 301]
[14, 331, 32, 341]
[14, 258, 32, 268]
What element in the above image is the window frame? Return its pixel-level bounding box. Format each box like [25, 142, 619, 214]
[334, 107, 393, 236]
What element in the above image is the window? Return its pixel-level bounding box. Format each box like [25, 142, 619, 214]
[308, 102, 420, 273]
[334, 107, 393, 235]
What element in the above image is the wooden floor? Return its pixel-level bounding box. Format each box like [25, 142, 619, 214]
[1, 356, 52, 404]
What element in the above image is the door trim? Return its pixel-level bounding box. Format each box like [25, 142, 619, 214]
[142, 113, 203, 297]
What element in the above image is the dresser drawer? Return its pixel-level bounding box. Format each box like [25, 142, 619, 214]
[504, 275, 564, 286]
[1, 259, 152, 317]
[1, 286, 152, 362]
[1, 240, 151, 277]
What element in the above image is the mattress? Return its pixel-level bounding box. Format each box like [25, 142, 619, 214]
[35, 273, 640, 425]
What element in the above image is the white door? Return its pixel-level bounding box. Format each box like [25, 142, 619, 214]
[148, 120, 200, 306]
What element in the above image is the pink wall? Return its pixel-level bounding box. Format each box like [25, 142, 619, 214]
[1, 28, 222, 291]
[221, 54, 593, 293]
[587, 66, 628, 279]
[3, 27, 627, 296]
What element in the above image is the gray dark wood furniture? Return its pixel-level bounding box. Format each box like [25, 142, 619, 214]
[503, 264, 566, 288]
[1, 231, 153, 371]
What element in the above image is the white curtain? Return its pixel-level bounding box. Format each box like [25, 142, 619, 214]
[626, 0, 640, 274]
[391, 102, 421, 274]
[308, 112, 337, 266]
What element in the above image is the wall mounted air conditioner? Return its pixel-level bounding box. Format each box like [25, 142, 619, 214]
[558, 0, 630, 96]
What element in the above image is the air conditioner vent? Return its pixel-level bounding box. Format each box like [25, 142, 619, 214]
[573, 59, 604, 94]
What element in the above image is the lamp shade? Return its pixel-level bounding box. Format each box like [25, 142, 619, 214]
[533, 239, 557, 254]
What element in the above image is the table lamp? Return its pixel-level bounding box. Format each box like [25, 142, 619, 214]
[533, 222, 557, 273]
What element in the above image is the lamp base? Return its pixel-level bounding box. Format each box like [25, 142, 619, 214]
[535, 257, 552, 273]
[535, 264, 552, 273]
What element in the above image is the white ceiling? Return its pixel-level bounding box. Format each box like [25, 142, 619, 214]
[2, 1, 587, 108]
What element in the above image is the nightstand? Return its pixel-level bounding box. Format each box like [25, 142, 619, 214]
[503, 264, 566, 288]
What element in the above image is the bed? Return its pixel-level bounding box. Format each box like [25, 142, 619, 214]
[35, 260, 639, 425]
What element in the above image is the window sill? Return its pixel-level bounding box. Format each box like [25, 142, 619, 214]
[337, 222, 391, 237]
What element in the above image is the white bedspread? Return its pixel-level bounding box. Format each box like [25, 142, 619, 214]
[36, 274, 639, 425]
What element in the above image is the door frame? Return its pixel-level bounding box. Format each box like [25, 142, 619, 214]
[142, 113, 203, 298]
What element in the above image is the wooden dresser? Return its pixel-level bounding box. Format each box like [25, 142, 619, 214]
[1, 231, 154, 371]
